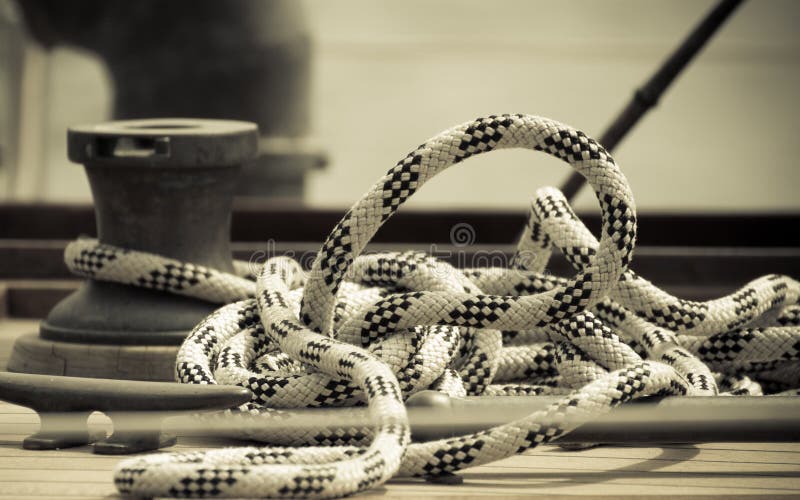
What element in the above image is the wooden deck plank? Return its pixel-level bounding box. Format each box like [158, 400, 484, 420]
[2, 318, 800, 497]
[0, 318, 37, 370]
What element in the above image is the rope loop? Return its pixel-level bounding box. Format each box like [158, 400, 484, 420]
[301, 114, 637, 335]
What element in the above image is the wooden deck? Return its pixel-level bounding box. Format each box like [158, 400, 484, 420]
[2, 318, 800, 498]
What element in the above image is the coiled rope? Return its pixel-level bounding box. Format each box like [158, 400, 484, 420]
[64, 114, 800, 498]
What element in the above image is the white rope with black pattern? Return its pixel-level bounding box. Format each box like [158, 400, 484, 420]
[62, 114, 800, 498]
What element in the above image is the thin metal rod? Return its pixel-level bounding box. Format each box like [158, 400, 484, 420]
[560, 0, 744, 201]
[406, 392, 800, 443]
[20, 393, 800, 444]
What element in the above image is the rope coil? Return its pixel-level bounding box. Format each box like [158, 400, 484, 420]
[64, 114, 799, 498]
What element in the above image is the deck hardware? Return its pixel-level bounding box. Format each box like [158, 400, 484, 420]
[0, 372, 252, 453]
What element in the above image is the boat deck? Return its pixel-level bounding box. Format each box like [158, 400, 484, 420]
[2, 319, 800, 499]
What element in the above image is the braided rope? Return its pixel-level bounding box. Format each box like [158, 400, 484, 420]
[62, 114, 799, 498]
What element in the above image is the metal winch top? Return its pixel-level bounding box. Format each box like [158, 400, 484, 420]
[67, 119, 258, 168]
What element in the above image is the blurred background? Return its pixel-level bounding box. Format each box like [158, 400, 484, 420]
[0, 0, 798, 213]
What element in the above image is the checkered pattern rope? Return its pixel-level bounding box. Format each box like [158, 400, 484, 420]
[60, 114, 798, 498]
